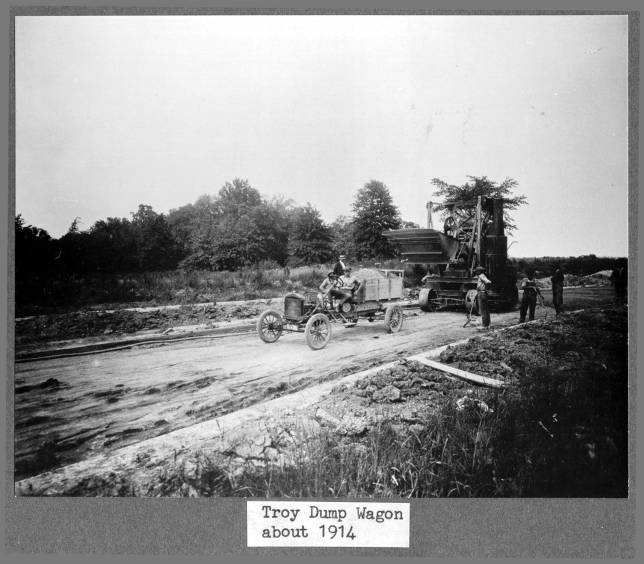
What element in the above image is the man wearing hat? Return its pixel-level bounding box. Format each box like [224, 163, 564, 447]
[318, 271, 339, 308]
[333, 254, 347, 277]
[474, 265, 492, 329]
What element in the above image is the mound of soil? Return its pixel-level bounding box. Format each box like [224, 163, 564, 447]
[313, 305, 627, 440]
[15, 301, 275, 344]
[438, 306, 626, 382]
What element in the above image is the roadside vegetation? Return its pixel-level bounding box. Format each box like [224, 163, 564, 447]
[15, 260, 410, 317]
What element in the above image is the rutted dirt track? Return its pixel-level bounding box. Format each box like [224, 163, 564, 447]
[14, 287, 616, 486]
[15, 309, 511, 480]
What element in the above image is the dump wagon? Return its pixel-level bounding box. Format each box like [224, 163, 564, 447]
[256, 270, 405, 350]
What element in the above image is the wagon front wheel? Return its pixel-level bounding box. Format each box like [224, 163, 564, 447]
[384, 304, 404, 333]
[304, 313, 332, 350]
[257, 309, 284, 343]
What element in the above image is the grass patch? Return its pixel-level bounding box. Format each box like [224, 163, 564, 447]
[219, 354, 626, 498]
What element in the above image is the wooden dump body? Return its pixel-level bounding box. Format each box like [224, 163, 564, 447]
[352, 270, 404, 304]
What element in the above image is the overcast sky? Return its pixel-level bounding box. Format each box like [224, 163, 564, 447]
[16, 14, 628, 257]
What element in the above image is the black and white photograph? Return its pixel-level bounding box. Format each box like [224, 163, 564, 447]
[11, 10, 631, 512]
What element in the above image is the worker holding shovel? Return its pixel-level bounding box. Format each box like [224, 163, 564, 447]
[474, 266, 492, 330]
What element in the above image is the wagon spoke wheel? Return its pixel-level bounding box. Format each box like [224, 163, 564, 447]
[304, 313, 332, 350]
[257, 309, 283, 343]
[384, 305, 404, 333]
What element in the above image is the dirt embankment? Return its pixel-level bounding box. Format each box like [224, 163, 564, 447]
[15, 300, 277, 345]
[305, 306, 625, 444]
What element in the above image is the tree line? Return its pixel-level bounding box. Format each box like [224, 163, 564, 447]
[16, 174, 626, 308]
[15, 178, 408, 285]
[510, 255, 624, 277]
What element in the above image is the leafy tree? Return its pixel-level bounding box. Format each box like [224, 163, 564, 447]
[15, 215, 58, 305]
[130, 204, 181, 270]
[67, 216, 81, 234]
[351, 180, 402, 259]
[167, 203, 197, 257]
[174, 185, 294, 270]
[58, 217, 95, 273]
[178, 229, 216, 271]
[216, 178, 262, 218]
[329, 215, 357, 259]
[431, 175, 527, 234]
[209, 211, 271, 270]
[168, 194, 222, 268]
[88, 217, 138, 272]
[287, 204, 334, 265]
[252, 197, 293, 266]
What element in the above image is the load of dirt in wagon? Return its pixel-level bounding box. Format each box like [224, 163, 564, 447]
[351, 267, 388, 279]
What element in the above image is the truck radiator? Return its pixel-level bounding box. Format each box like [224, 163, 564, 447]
[284, 296, 303, 319]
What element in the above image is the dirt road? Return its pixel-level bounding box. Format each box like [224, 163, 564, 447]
[15, 307, 523, 480]
[15, 286, 616, 482]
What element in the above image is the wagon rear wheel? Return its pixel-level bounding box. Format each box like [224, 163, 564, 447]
[304, 313, 332, 350]
[257, 309, 283, 343]
[384, 304, 404, 333]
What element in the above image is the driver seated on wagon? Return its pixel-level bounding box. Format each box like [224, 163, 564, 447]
[332, 267, 364, 310]
[318, 266, 364, 311]
[317, 271, 338, 308]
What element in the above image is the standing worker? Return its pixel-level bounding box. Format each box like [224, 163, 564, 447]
[610, 258, 628, 304]
[519, 268, 542, 323]
[474, 266, 492, 330]
[333, 254, 347, 277]
[551, 263, 564, 317]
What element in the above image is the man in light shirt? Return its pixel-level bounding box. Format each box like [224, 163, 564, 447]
[318, 271, 338, 307]
[329, 267, 363, 310]
[474, 266, 492, 329]
[340, 267, 363, 295]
